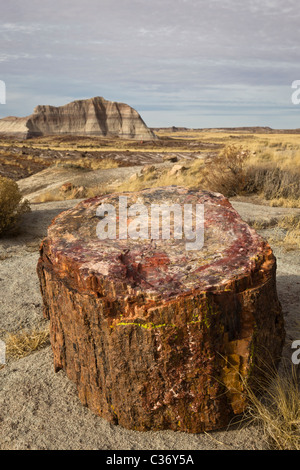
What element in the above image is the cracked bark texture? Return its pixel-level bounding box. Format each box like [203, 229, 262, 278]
[37, 187, 285, 432]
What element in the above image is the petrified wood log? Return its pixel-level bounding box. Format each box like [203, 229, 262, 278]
[37, 187, 285, 432]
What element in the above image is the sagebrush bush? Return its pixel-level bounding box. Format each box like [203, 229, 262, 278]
[0, 175, 30, 235]
[204, 145, 250, 197]
[245, 165, 300, 201]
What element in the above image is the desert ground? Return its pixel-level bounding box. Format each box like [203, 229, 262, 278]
[0, 128, 300, 450]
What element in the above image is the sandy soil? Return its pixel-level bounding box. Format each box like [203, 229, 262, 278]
[0, 198, 299, 450]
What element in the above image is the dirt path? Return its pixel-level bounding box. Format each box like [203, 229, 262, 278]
[17, 166, 146, 202]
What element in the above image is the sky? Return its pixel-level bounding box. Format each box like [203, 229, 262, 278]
[1, 0, 300, 128]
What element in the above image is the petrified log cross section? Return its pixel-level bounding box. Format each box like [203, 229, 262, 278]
[37, 187, 285, 432]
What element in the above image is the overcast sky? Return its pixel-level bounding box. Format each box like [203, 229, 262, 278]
[1, 0, 300, 128]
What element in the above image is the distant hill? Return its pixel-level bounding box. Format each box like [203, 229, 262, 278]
[0, 96, 157, 141]
[151, 126, 300, 134]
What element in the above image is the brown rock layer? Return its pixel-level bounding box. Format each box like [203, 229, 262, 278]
[0, 96, 156, 140]
[37, 187, 285, 432]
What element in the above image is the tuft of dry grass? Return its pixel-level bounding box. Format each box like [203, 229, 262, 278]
[248, 218, 278, 230]
[269, 198, 300, 209]
[55, 157, 120, 171]
[32, 188, 82, 203]
[277, 215, 300, 249]
[32, 191, 70, 203]
[5, 326, 50, 359]
[244, 364, 300, 450]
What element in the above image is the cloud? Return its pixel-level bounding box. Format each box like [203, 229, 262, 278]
[0, 23, 43, 33]
[0, 0, 300, 127]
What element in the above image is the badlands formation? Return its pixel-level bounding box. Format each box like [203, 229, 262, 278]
[0, 96, 156, 140]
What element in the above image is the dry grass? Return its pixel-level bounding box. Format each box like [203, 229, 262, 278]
[244, 364, 300, 450]
[117, 158, 208, 192]
[5, 326, 50, 359]
[204, 145, 250, 196]
[55, 157, 120, 171]
[33, 184, 114, 203]
[249, 214, 300, 250]
[269, 198, 300, 209]
[161, 132, 300, 205]
[1, 135, 166, 153]
[245, 165, 300, 206]
[4, 128, 300, 156]
[32, 180, 114, 203]
[277, 215, 300, 249]
[118, 145, 249, 197]
[32, 191, 72, 203]
[33, 188, 85, 203]
[116, 133, 300, 207]
[248, 218, 278, 230]
[3, 130, 300, 207]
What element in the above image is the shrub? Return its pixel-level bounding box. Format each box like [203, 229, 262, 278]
[204, 145, 250, 197]
[0, 175, 30, 235]
[278, 215, 300, 249]
[245, 166, 300, 202]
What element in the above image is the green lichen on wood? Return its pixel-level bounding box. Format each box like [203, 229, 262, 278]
[112, 298, 220, 331]
[109, 291, 222, 332]
[115, 321, 176, 330]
